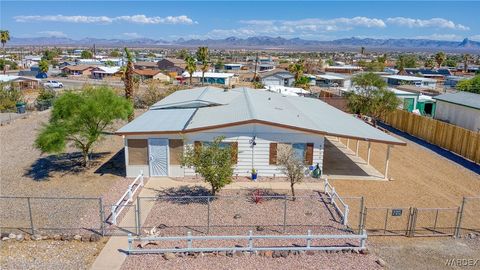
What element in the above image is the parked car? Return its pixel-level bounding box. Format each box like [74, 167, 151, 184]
[42, 80, 64, 88]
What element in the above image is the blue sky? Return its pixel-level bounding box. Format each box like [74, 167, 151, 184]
[2, 1, 480, 41]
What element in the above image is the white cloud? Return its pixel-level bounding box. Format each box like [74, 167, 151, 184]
[122, 32, 143, 39]
[208, 17, 385, 39]
[387, 17, 469, 30]
[414, 34, 462, 41]
[469, 35, 480, 41]
[37, 31, 67, 37]
[14, 14, 196, 25]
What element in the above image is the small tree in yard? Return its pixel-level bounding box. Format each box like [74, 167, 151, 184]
[277, 145, 305, 201]
[35, 86, 133, 167]
[181, 136, 235, 196]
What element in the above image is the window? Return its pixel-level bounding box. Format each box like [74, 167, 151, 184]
[195, 141, 238, 164]
[128, 139, 148, 165]
[270, 142, 314, 165]
[169, 139, 184, 165]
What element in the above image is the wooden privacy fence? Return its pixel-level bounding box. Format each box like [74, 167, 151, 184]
[382, 110, 480, 164]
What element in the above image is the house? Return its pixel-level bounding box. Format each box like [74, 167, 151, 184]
[259, 69, 295, 86]
[433, 92, 480, 131]
[134, 61, 159, 70]
[224, 64, 243, 71]
[401, 68, 452, 79]
[324, 65, 363, 74]
[444, 76, 470, 88]
[389, 88, 436, 117]
[134, 69, 171, 82]
[91, 66, 121, 79]
[182, 71, 236, 86]
[62, 65, 95, 76]
[157, 58, 186, 74]
[263, 85, 310, 97]
[315, 73, 351, 90]
[258, 64, 275, 72]
[0, 75, 40, 90]
[116, 87, 405, 178]
[382, 75, 437, 89]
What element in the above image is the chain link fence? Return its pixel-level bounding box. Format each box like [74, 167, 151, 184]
[457, 196, 480, 237]
[0, 196, 104, 235]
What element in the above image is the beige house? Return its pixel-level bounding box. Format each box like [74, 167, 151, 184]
[134, 69, 171, 82]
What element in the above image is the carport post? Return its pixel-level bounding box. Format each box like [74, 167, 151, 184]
[384, 145, 391, 180]
[367, 142, 371, 165]
[355, 140, 359, 156]
[346, 139, 350, 149]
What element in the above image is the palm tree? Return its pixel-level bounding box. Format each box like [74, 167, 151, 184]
[434, 52, 446, 68]
[462, 54, 471, 73]
[185, 55, 196, 86]
[123, 48, 135, 122]
[288, 59, 305, 81]
[196, 47, 209, 86]
[360, 46, 366, 56]
[1, 30, 11, 74]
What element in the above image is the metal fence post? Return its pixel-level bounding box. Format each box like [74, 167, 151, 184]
[136, 196, 142, 234]
[248, 230, 253, 250]
[343, 205, 349, 226]
[455, 197, 466, 238]
[99, 197, 105, 236]
[360, 229, 367, 249]
[135, 204, 139, 236]
[127, 233, 132, 254]
[306, 229, 311, 248]
[283, 196, 287, 233]
[111, 205, 117, 225]
[27, 197, 35, 235]
[358, 197, 365, 234]
[187, 231, 192, 249]
[207, 197, 211, 234]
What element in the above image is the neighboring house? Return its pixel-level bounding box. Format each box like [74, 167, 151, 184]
[433, 92, 480, 131]
[182, 71, 236, 86]
[62, 65, 95, 76]
[324, 65, 363, 74]
[134, 69, 171, 82]
[0, 75, 40, 90]
[401, 68, 452, 80]
[315, 73, 351, 90]
[259, 69, 295, 86]
[444, 76, 470, 88]
[134, 61, 159, 70]
[157, 58, 186, 74]
[264, 85, 310, 97]
[389, 88, 436, 117]
[91, 66, 121, 79]
[224, 64, 243, 71]
[116, 87, 404, 178]
[258, 64, 275, 72]
[383, 75, 437, 89]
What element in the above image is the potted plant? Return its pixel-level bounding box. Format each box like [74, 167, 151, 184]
[251, 168, 258, 181]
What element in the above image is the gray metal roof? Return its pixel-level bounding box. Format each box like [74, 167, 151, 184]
[117, 87, 405, 145]
[433, 92, 480, 110]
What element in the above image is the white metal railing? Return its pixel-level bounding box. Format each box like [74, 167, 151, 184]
[126, 230, 367, 254]
[111, 170, 144, 225]
[324, 178, 349, 225]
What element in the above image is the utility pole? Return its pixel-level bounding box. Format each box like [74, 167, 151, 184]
[253, 52, 259, 81]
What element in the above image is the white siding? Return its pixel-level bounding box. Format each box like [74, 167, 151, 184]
[123, 123, 325, 178]
[434, 101, 480, 131]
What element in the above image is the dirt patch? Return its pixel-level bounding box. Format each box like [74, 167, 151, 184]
[329, 137, 480, 208]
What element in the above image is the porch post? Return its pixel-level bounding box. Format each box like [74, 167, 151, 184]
[367, 142, 371, 165]
[355, 140, 360, 156]
[346, 139, 350, 149]
[384, 145, 391, 180]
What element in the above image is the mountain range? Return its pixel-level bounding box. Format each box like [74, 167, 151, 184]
[9, 36, 480, 52]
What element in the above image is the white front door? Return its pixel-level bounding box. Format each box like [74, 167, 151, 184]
[148, 138, 169, 176]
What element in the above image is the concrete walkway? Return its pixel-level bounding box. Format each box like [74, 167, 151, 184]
[90, 177, 327, 270]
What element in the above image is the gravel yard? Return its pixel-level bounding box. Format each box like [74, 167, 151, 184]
[0, 240, 106, 270]
[330, 137, 480, 208]
[122, 251, 382, 270]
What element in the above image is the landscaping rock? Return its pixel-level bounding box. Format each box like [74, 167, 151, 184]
[32, 234, 43, 241]
[2, 237, 9, 241]
[15, 234, 24, 241]
[360, 248, 370, 255]
[469, 233, 477, 239]
[24, 234, 31, 241]
[89, 234, 101, 242]
[233, 214, 242, 219]
[73, 235, 82, 241]
[8, 233, 16, 239]
[163, 253, 176, 260]
[53, 234, 62, 241]
[233, 251, 244, 257]
[272, 250, 282, 258]
[256, 226, 265, 232]
[376, 258, 387, 267]
[81, 235, 90, 242]
[280, 251, 289, 258]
